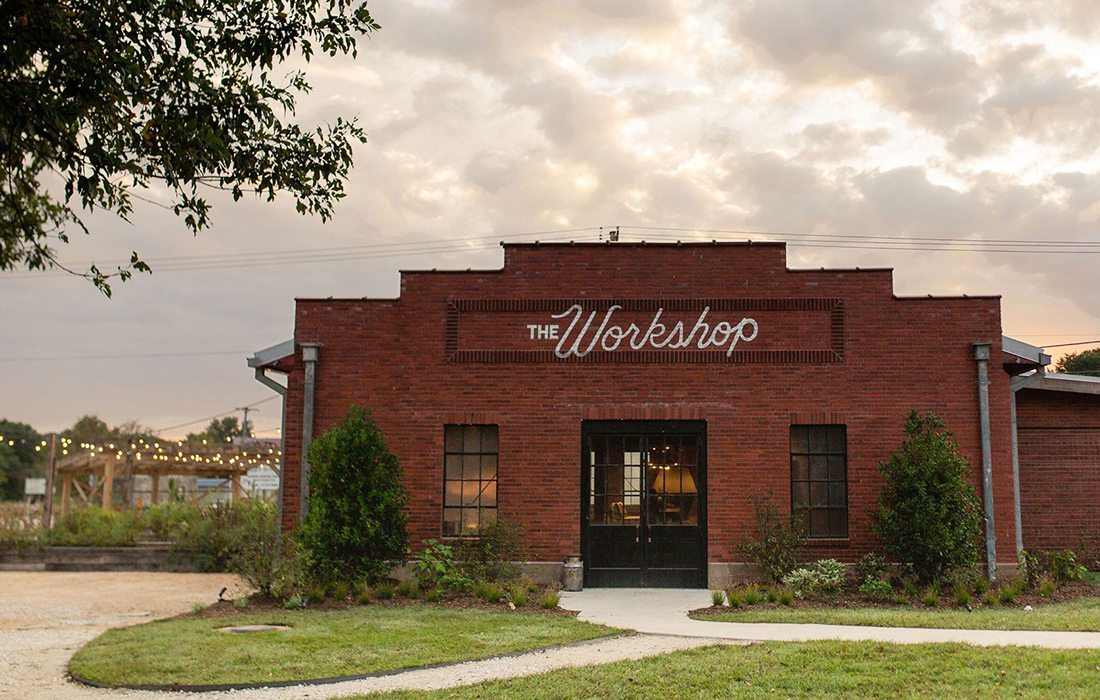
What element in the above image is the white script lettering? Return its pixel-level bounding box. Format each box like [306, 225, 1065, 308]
[547, 305, 758, 359]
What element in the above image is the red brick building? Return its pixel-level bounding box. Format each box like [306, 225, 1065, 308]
[249, 243, 1100, 586]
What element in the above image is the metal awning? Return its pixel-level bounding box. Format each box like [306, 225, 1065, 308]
[247, 339, 295, 369]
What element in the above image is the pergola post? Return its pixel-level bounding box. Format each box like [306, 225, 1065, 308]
[61, 474, 72, 518]
[231, 474, 243, 502]
[151, 474, 161, 504]
[101, 458, 115, 510]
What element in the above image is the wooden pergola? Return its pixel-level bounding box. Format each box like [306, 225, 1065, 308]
[55, 442, 280, 514]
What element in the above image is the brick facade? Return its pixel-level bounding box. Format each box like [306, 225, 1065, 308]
[1016, 388, 1100, 562]
[273, 243, 1020, 583]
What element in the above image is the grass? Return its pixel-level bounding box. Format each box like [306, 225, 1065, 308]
[69, 605, 617, 687]
[357, 641, 1100, 699]
[692, 597, 1100, 631]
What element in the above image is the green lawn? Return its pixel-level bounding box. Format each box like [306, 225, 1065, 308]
[69, 605, 618, 687]
[360, 641, 1100, 699]
[691, 597, 1100, 631]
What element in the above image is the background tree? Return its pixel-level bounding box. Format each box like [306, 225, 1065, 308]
[875, 411, 984, 583]
[297, 407, 408, 583]
[0, 419, 44, 500]
[1055, 348, 1100, 376]
[1, 1, 379, 295]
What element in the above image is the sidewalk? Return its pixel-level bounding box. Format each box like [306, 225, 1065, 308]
[560, 587, 1100, 649]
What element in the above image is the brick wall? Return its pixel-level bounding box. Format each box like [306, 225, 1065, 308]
[1016, 387, 1100, 561]
[275, 243, 1018, 567]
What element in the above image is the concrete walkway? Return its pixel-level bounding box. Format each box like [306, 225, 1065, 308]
[560, 587, 1100, 649]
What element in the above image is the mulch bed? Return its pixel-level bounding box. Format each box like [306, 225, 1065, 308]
[692, 580, 1099, 615]
[185, 592, 577, 620]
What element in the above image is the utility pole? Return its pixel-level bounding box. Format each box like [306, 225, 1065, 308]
[42, 433, 57, 529]
[237, 406, 256, 440]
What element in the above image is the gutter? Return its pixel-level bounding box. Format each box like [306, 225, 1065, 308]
[973, 342, 997, 581]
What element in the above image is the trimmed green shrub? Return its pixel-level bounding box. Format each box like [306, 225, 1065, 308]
[456, 517, 526, 583]
[875, 411, 984, 583]
[736, 493, 804, 583]
[782, 559, 846, 599]
[296, 407, 409, 583]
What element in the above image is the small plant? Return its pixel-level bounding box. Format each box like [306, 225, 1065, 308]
[854, 552, 888, 584]
[859, 577, 893, 598]
[374, 583, 396, 600]
[354, 583, 372, 605]
[539, 589, 561, 609]
[921, 590, 939, 607]
[1038, 576, 1056, 598]
[901, 578, 919, 598]
[424, 586, 442, 602]
[306, 585, 326, 604]
[396, 580, 420, 598]
[232, 596, 250, 610]
[736, 492, 804, 583]
[726, 590, 743, 608]
[892, 593, 909, 606]
[283, 594, 304, 610]
[711, 590, 726, 606]
[778, 587, 794, 606]
[508, 583, 528, 607]
[413, 540, 459, 589]
[1048, 549, 1087, 583]
[999, 585, 1018, 605]
[782, 559, 846, 599]
[953, 582, 971, 608]
[764, 588, 779, 603]
[440, 571, 474, 593]
[971, 575, 990, 596]
[741, 585, 763, 605]
[474, 580, 504, 603]
[456, 517, 527, 583]
[328, 580, 351, 601]
[190, 602, 205, 614]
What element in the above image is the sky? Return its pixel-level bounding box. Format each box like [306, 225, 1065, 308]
[2, 0, 1100, 437]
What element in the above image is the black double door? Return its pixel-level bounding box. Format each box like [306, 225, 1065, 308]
[581, 421, 706, 588]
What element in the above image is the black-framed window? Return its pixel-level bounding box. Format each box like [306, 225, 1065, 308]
[790, 425, 847, 538]
[443, 425, 498, 537]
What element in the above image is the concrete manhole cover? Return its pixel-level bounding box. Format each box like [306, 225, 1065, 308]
[216, 624, 291, 633]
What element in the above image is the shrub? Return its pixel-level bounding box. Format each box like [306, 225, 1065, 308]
[413, 539, 459, 589]
[284, 594, 304, 610]
[782, 559, 846, 599]
[971, 574, 990, 596]
[539, 590, 560, 609]
[424, 586, 442, 602]
[859, 577, 893, 598]
[736, 493, 803, 584]
[874, 412, 984, 584]
[456, 517, 526, 583]
[921, 590, 939, 607]
[725, 590, 742, 608]
[854, 552, 888, 584]
[440, 571, 474, 593]
[354, 582, 372, 605]
[1038, 577, 1056, 598]
[328, 580, 351, 601]
[900, 578, 919, 598]
[999, 586, 1017, 605]
[474, 580, 504, 603]
[982, 592, 999, 607]
[396, 580, 420, 598]
[953, 582, 971, 608]
[764, 588, 778, 603]
[741, 585, 762, 605]
[374, 582, 395, 600]
[221, 499, 292, 597]
[508, 583, 528, 607]
[1047, 549, 1087, 583]
[296, 407, 409, 583]
[305, 584, 326, 604]
[778, 587, 794, 606]
[711, 590, 725, 606]
[233, 596, 249, 609]
[46, 507, 140, 546]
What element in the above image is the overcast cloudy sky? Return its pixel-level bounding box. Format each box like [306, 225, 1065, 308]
[3, 0, 1100, 436]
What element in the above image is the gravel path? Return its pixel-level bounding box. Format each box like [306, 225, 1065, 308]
[0, 572, 728, 699]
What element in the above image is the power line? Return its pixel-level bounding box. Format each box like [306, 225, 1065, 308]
[155, 395, 278, 434]
[621, 225, 1100, 247]
[0, 350, 248, 363]
[1043, 340, 1100, 348]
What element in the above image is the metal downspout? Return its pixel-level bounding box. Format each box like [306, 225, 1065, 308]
[973, 342, 997, 581]
[300, 343, 321, 523]
[253, 367, 287, 536]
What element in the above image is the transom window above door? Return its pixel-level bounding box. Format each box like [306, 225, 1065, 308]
[443, 425, 498, 537]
